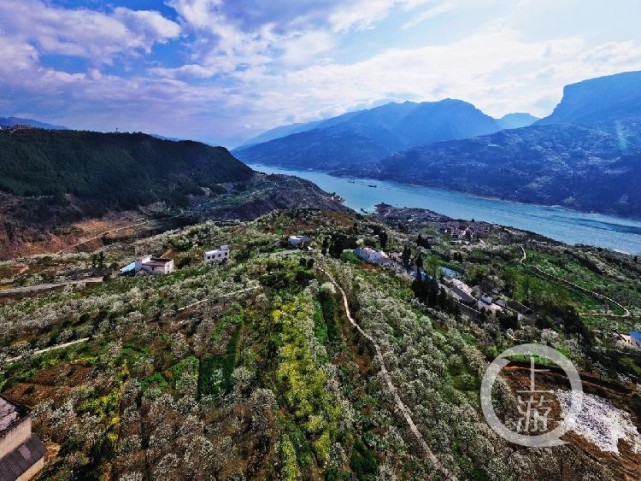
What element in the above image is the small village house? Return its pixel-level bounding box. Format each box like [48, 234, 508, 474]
[629, 331, 641, 349]
[0, 397, 46, 481]
[354, 247, 391, 265]
[205, 246, 230, 264]
[134, 255, 174, 275]
[288, 235, 311, 247]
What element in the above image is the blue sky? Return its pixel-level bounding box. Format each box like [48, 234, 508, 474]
[1, 0, 640, 146]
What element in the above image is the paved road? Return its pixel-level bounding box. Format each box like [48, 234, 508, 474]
[319, 267, 458, 481]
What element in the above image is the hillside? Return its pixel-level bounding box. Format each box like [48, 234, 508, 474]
[497, 112, 539, 129]
[538, 71, 641, 127]
[234, 99, 502, 170]
[0, 116, 67, 130]
[370, 124, 641, 217]
[0, 129, 254, 212]
[0, 129, 347, 260]
[338, 71, 641, 217]
[1, 207, 641, 479]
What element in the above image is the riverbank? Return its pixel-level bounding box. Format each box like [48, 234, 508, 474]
[251, 164, 641, 254]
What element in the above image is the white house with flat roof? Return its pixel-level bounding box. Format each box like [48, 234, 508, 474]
[354, 247, 390, 265]
[205, 246, 230, 264]
[134, 255, 174, 275]
[288, 235, 311, 247]
[0, 397, 46, 481]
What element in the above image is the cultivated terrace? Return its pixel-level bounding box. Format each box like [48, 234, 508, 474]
[1, 208, 641, 480]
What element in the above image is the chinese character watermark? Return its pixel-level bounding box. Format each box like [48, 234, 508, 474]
[480, 344, 583, 448]
[516, 358, 553, 434]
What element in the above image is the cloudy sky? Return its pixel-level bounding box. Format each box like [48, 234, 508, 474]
[1, 0, 640, 146]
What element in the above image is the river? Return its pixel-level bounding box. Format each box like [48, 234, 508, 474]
[250, 164, 641, 254]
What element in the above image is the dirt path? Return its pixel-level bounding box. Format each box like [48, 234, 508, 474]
[56, 211, 185, 254]
[319, 267, 458, 481]
[6, 337, 90, 364]
[177, 285, 261, 312]
[520, 246, 631, 319]
[0, 277, 104, 296]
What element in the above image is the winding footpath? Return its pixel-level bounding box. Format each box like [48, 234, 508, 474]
[177, 285, 261, 312]
[57, 211, 185, 254]
[320, 267, 458, 481]
[0, 277, 104, 296]
[5, 337, 90, 364]
[520, 246, 631, 319]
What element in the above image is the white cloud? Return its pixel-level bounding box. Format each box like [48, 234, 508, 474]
[1, 0, 640, 146]
[328, 0, 434, 32]
[0, 38, 38, 74]
[167, 0, 223, 31]
[0, 0, 181, 64]
[252, 30, 641, 125]
[402, 1, 458, 29]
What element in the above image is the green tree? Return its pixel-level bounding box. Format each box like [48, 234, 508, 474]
[378, 230, 388, 250]
[401, 245, 412, 268]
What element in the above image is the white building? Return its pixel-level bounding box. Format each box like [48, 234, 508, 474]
[135, 255, 174, 275]
[354, 247, 390, 265]
[205, 245, 230, 264]
[0, 397, 46, 480]
[288, 235, 311, 247]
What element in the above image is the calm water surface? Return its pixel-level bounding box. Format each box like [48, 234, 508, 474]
[251, 164, 641, 254]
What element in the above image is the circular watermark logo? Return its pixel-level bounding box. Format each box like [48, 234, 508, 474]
[480, 343, 583, 448]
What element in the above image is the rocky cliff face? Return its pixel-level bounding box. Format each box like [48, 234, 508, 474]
[359, 71, 641, 217]
[369, 123, 641, 217]
[537, 70, 641, 127]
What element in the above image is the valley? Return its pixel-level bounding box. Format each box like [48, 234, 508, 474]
[1, 3, 640, 480]
[235, 71, 641, 219]
[248, 164, 641, 254]
[1, 205, 641, 480]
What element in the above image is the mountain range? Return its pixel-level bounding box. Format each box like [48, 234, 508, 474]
[496, 112, 540, 129]
[0, 116, 67, 130]
[234, 71, 641, 217]
[365, 71, 641, 217]
[234, 99, 509, 170]
[0, 129, 346, 259]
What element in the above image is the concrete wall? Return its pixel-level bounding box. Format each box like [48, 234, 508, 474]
[0, 417, 31, 458]
[16, 456, 45, 481]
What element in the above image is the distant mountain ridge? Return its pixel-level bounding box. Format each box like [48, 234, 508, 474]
[497, 113, 539, 129]
[362, 71, 641, 217]
[234, 99, 503, 170]
[238, 70, 641, 217]
[0, 116, 67, 130]
[537, 71, 641, 127]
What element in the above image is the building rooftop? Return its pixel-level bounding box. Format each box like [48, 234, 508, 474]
[0, 397, 22, 433]
[144, 257, 173, 267]
[0, 434, 46, 481]
[451, 287, 475, 304]
[205, 245, 229, 255]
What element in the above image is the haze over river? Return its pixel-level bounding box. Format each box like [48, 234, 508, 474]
[251, 164, 641, 254]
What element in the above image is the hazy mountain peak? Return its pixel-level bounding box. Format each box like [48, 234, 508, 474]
[0, 116, 67, 130]
[234, 98, 502, 170]
[496, 112, 539, 129]
[538, 70, 641, 126]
